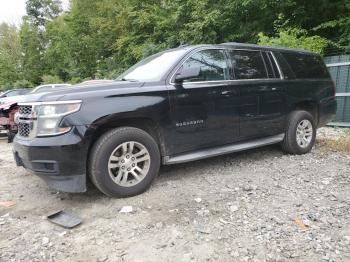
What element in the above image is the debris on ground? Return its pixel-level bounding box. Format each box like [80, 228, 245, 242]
[119, 206, 133, 213]
[194, 197, 202, 203]
[0, 200, 16, 208]
[47, 211, 82, 228]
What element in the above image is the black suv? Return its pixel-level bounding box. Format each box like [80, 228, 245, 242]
[13, 43, 336, 197]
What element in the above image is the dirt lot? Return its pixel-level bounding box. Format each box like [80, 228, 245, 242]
[0, 128, 350, 262]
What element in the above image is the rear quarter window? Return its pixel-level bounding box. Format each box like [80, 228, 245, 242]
[281, 52, 330, 79]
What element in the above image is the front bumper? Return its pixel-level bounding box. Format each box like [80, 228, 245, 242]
[13, 126, 90, 193]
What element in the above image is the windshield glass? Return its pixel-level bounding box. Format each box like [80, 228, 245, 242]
[117, 49, 188, 82]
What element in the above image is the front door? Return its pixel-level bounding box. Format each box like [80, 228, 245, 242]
[167, 49, 240, 155]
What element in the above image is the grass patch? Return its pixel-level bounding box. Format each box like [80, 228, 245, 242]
[316, 137, 350, 153]
[344, 128, 350, 136]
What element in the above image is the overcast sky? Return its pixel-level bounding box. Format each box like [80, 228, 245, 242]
[0, 0, 69, 26]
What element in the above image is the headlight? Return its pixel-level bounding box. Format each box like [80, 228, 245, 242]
[33, 101, 81, 137]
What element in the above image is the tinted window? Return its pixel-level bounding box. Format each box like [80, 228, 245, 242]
[281, 52, 330, 79]
[181, 49, 230, 82]
[230, 50, 268, 79]
[273, 52, 296, 79]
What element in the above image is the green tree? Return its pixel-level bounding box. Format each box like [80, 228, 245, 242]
[0, 23, 22, 88]
[258, 28, 330, 54]
[26, 0, 63, 27]
[41, 74, 63, 84]
[20, 18, 43, 85]
[19, 0, 64, 86]
[1, 0, 350, 87]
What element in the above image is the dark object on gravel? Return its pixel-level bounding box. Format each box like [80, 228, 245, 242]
[47, 211, 82, 228]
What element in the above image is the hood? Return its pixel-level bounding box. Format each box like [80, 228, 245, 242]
[0, 95, 27, 104]
[19, 81, 145, 103]
[0, 95, 32, 110]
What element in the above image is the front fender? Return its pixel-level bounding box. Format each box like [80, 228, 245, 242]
[61, 94, 169, 127]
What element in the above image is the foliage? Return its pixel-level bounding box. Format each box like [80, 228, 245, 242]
[0, 23, 22, 87]
[0, 0, 349, 88]
[13, 79, 33, 88]
[20, 18, 43, 85]
[345, 128, 350, 137]
[258, 28, 330, 54]
[26, 0, 63, 28]
[41, 75, 63, 84]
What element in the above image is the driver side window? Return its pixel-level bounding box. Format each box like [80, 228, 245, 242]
[181, 49, 230, 83]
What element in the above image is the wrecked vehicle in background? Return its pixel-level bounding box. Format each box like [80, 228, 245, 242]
[0, 89, 31, 99]
[0, 95, 32, 142]
[0, 99, 21, 142]
[30, 84, 71, 93]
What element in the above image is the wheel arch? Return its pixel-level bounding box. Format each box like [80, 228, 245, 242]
[87, 114, 167, 158]
[292, 100, 319, 125]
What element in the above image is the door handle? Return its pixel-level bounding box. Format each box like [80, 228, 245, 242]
[271, 87, 277, 91]
[221, 90, 237, 95]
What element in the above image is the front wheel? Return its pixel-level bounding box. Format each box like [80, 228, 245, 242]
[89, 127, 160, 197]
[281, 110, 316, 155]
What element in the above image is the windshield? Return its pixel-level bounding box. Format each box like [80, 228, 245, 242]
[117, 49, 188, 82]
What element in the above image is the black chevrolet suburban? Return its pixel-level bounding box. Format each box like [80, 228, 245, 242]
[13, 43, 336, 197]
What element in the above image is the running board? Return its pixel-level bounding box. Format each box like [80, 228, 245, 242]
[163, 134, 285, 165]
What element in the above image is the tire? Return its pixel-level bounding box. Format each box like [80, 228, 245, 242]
[89, 127, 160, 197]
[281, 110, 316, 155]
[7, 130, 15, 143]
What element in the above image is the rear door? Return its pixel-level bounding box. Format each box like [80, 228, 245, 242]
[167, 48, 240, 154]
[228, 49, 287, 139]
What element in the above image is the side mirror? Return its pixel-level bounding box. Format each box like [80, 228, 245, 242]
[174, 67, 201, 83]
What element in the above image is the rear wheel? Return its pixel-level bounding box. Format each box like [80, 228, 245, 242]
[89, 127, 160, 197]
[281, 110, 316, 154]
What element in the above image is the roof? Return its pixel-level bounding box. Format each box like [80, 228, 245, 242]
[220, 42, 313, 54]
[178, 42, 314, 55]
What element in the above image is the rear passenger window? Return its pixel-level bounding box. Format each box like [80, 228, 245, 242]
[281, 52, 330, 79]
[230, 50, 268, 80]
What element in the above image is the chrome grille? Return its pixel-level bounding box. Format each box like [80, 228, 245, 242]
[18, 105, 34, 138]
[18, 122, 31, 137]
[19, 105, 32, 115]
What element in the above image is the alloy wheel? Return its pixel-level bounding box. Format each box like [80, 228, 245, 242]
[108, 141, 151, 187]
[296, 119, 313, 148]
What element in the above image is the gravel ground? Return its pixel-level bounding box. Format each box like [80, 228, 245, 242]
[0, 127, 350, 262]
